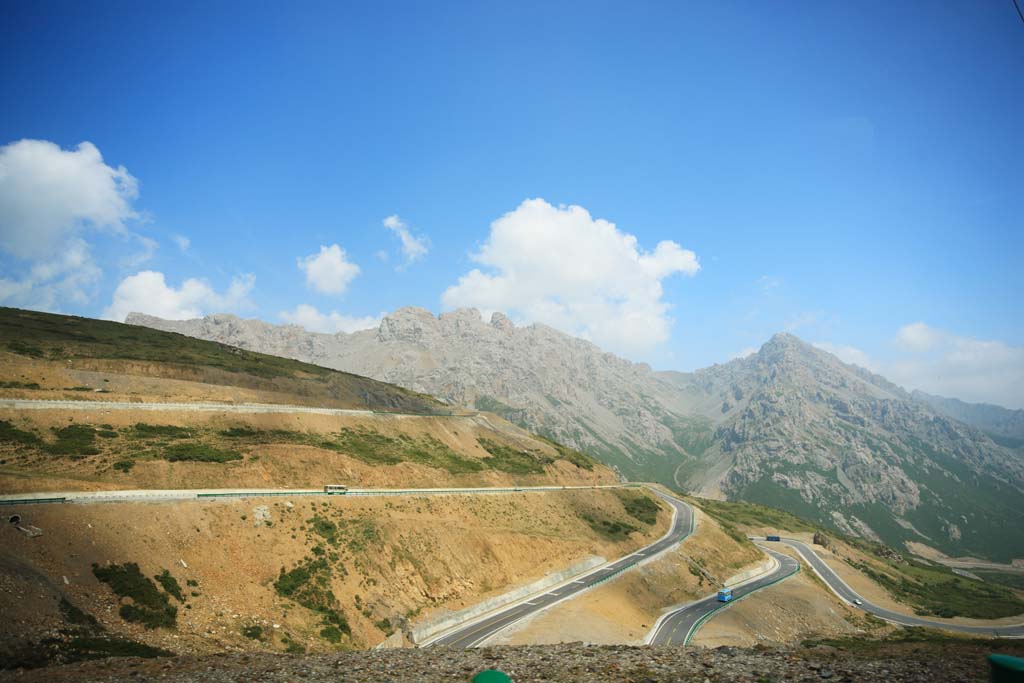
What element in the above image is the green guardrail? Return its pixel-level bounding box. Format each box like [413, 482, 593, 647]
[0, 497, 66, 506]
[683, 562, 801, 645]
[194, 486, 579, 500]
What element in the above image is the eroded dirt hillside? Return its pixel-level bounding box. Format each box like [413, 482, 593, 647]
[0, 488, 670, 665]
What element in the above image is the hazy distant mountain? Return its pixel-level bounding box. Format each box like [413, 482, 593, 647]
[129, 309, 1024, 561]
[912, 390, 1024, 449]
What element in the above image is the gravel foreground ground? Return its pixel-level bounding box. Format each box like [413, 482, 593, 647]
[2, 642, 1018, 683]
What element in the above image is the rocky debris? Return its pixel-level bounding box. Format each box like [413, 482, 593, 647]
[251, 506, 270, 527]
[873, 545, 906, 565]
[0, 642, 1005, 683]
[813, 531, 831, 549]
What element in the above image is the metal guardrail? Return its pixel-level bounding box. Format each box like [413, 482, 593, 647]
[682, 561, 801, 645]
[0, 497, 65, 506]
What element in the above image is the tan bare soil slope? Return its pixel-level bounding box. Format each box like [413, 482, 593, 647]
[491, 508, 764, 645]
[0, 488, 669, 665]
[690, 545, 865, 648]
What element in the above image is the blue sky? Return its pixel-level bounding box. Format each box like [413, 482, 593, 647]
[1, 1, 1022, 406]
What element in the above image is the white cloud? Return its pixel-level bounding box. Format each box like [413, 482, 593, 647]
[888, 324, 1024, 409]
[125, 235, 158, 268]
[297, 244, 360, 295]
[757, 275, 781, 291]
[441, 198, 700, 356]
[383, 214, 428, 265]
[814, 324, 1024, 409]
[813, 341, 878, 372]
[895, 321, 940, 353]
[0, 139, 138, 259]
[0, 238, 102, 310]
[172, 234, 190, 252]
[279, 304, 380, 334]
[104, 270, 255, 322]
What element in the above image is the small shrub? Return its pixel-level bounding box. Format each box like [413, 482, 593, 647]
[92, 562, 177, 629]
[112, 460, 134, 472]
[241, 624, 263, 640]
[155, 569, 185, 602]
[614, 490, 661, 525]
[319, 625, 343, 643]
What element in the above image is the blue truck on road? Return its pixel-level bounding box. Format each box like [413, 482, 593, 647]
[766, 535, 781, 542]
[717, 587, 733, 602]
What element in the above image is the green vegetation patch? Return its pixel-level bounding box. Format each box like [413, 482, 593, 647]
[843, 545, 1024, 620]
[112, 459, 134, 472]
[477, 438, 550, 474]
[92, 562, 177, 629]
[274, 557, 350, 636]
[46, 424, 100, 457]
[155, 569, 185, 602]
[131, 423, 193, 439]
[162, 442, 243, 463]
[614, 489, 662, 525]
[536, 434, 596, 470]
[582, 513, 639, 541]
[0, 380, 41, 389]
[310, 516, 339, 545]
[330, 428, 484, 474]
[241, 624, 264, 640]
[695, 497, 817, 534]
[0, 419, 41, 447]
[5, 339, 44, 358]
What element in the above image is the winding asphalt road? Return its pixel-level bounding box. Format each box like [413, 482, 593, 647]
[648, 546, 801, 645]
[425, 491, 695, 648]
[769, 537, 1024, 638]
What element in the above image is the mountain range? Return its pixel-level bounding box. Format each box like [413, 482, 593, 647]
[128, 308, 1024, 562]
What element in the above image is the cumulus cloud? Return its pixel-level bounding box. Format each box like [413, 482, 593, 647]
[297, 244, 360, 295]
[172, 234, 190, 252]
[104, 270, 255, 322]
[279, 304, 380, 334]
[0, 139, 139, 259]
[0, 238, 102, 310]
[441, 198, 699, 356]
[383, 214, 428, 265]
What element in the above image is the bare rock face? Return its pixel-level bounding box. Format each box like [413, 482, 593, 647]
[126, 311, 1024, 561]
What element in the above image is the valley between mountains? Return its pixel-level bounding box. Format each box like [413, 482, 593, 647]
[0, 306, 1022, 675]
[132, 307, 1024, 563]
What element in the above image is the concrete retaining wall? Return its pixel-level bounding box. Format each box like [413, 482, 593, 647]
[411, 555, 604, 644]
[724, 555, 776, 588]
